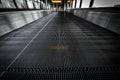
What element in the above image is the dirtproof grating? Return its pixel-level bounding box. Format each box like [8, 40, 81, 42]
[0, 66, 120, 80]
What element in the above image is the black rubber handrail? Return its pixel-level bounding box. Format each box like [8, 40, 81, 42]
[68, 7, 120, 13]
[0, 8, 48, 12]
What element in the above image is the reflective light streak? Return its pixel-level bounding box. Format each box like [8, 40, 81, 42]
[52, 0, 73, 3]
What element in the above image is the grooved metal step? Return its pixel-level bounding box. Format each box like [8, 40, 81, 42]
[0, 66, 120, 80]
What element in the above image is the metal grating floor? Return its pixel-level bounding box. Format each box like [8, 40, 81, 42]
[0, 12, 120, 80]
[0, 66, 120, 80]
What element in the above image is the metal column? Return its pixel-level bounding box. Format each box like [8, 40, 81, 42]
[24, 0, 29, 9]
[74, 0, 77, 8]
[79, 0, 83, 8]
[89, 0, 94, 7]
[32, 1, 36, 9]
[13, 0, 19, 9]
[45, 0, 48, 9]
[71, 2, 72, 8]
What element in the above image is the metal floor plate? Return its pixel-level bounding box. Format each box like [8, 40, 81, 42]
[0, 12, 120, 80]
